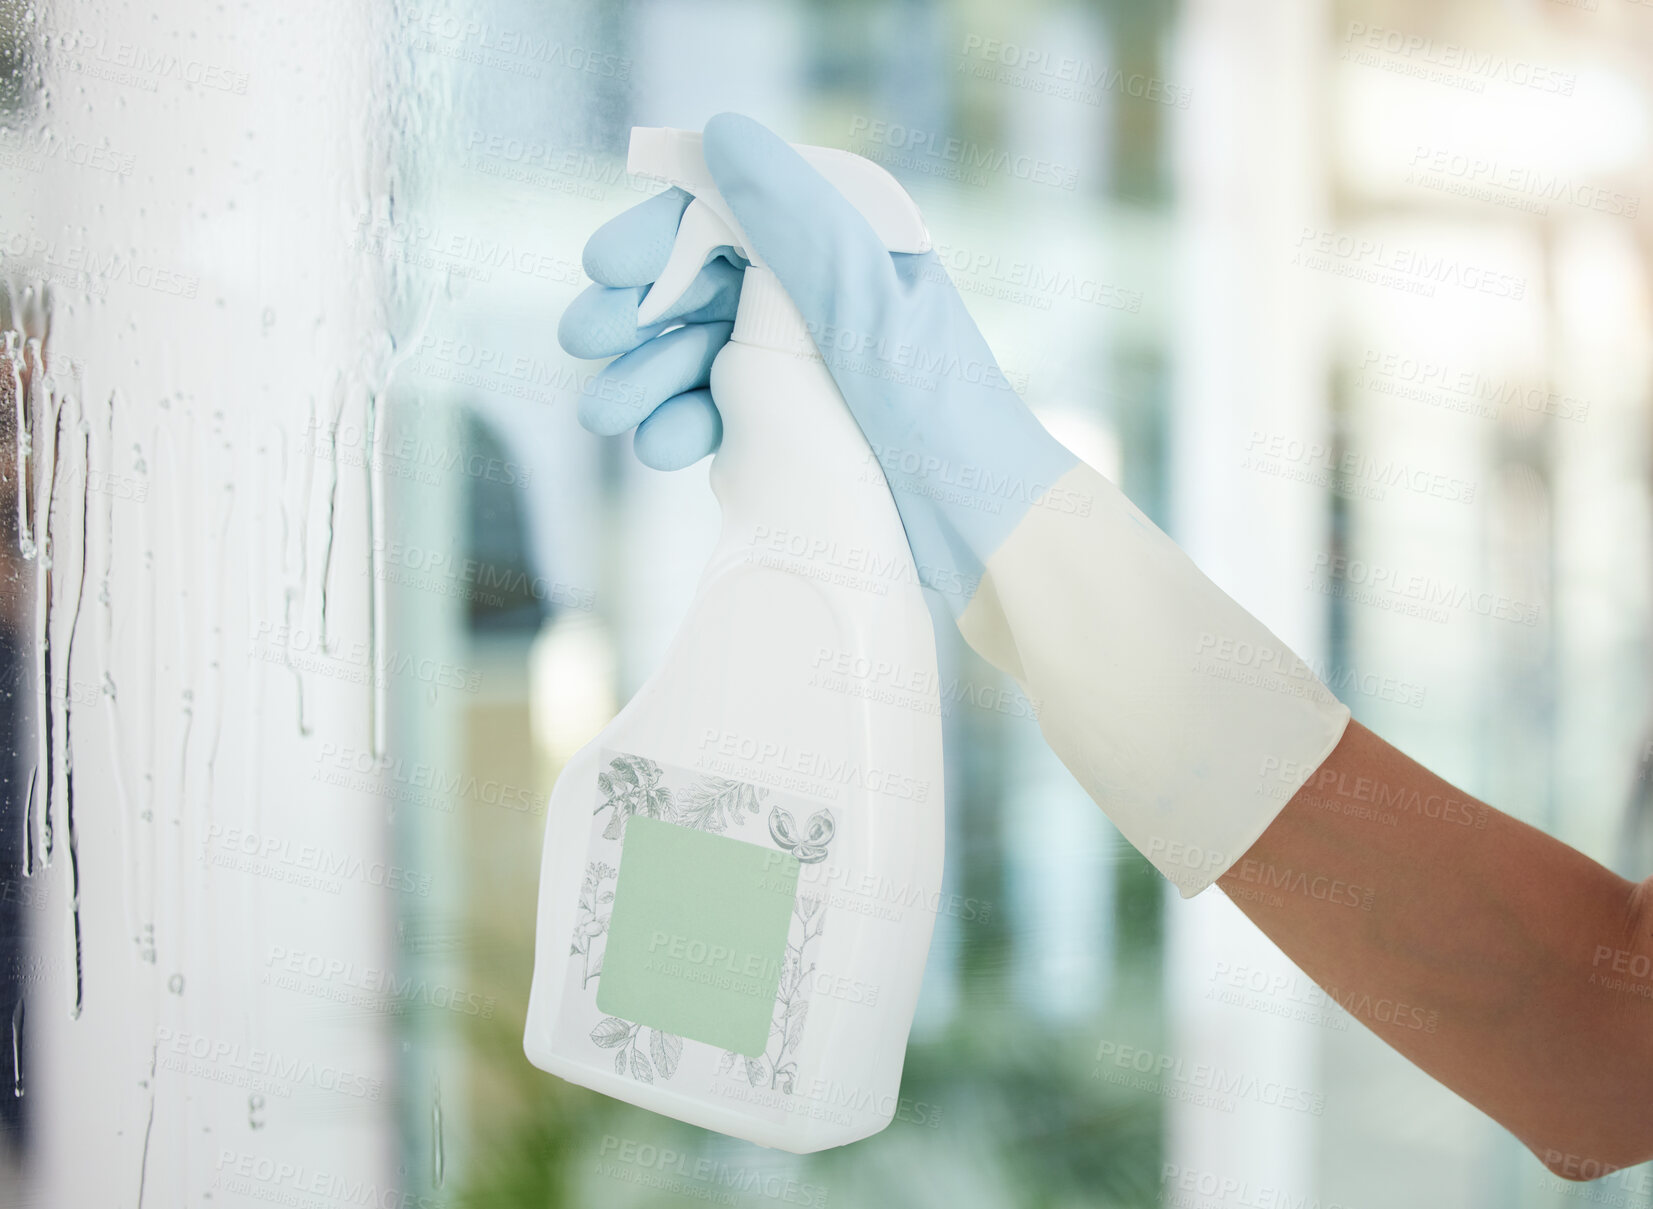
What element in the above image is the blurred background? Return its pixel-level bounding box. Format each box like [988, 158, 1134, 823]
[0, 0, 1651, 1205]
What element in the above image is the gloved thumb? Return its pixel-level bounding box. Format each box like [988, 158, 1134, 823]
[701, 112, 903, 356]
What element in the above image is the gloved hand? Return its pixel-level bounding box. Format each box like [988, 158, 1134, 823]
[556, 185, 743, 472]
[559, 115, 1075, 613]
[558, 113, 1351, 897]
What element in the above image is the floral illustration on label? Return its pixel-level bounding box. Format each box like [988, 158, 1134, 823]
[676, 774, 766, 833]
[767, 805, 836, 863]
[594, 754, 784, 840]
[594, 753, 674, 840]
[589, 1016, 683, 1083]
[569, 861, 615, 989]
[717, 893, 825, 1095]
[564, 751, 837, 1095]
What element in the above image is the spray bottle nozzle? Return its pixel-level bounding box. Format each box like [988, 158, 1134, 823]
[635, 199, 746, 327]
[626, 127, 931, 329]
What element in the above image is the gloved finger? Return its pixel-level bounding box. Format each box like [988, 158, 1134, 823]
[583, 186, 692, 287]
[703, 112, 903, 348]
[580, 320, 732, 436]
[557, 257, 741, 360]
[633, 389, 722, 470]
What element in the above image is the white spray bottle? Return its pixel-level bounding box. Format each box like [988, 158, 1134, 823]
[524, 128, 946, 1152]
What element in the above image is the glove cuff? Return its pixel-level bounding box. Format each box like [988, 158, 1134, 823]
[956, 462, 1352, 896]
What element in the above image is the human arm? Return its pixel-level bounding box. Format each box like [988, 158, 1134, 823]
[1222, 718, 1653, 1177]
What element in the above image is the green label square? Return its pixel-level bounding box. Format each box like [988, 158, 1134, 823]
[596, 816, 800, 1056]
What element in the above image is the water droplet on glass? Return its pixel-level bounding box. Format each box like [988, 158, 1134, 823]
[9, 999, 23, 1098]
[430, 1076, 445, 1189]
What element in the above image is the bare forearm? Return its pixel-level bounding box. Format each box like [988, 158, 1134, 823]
[1218, 720, 1653, 1176]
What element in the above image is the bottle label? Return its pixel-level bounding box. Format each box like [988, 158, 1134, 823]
[556, 748, 838, 1110]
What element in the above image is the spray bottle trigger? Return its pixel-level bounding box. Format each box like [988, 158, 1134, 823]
[637, 198, 748, 327]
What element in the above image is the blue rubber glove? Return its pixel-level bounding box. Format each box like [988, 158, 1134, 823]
[557, 115, 1077, 604]
[556, 186, 744, 471]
